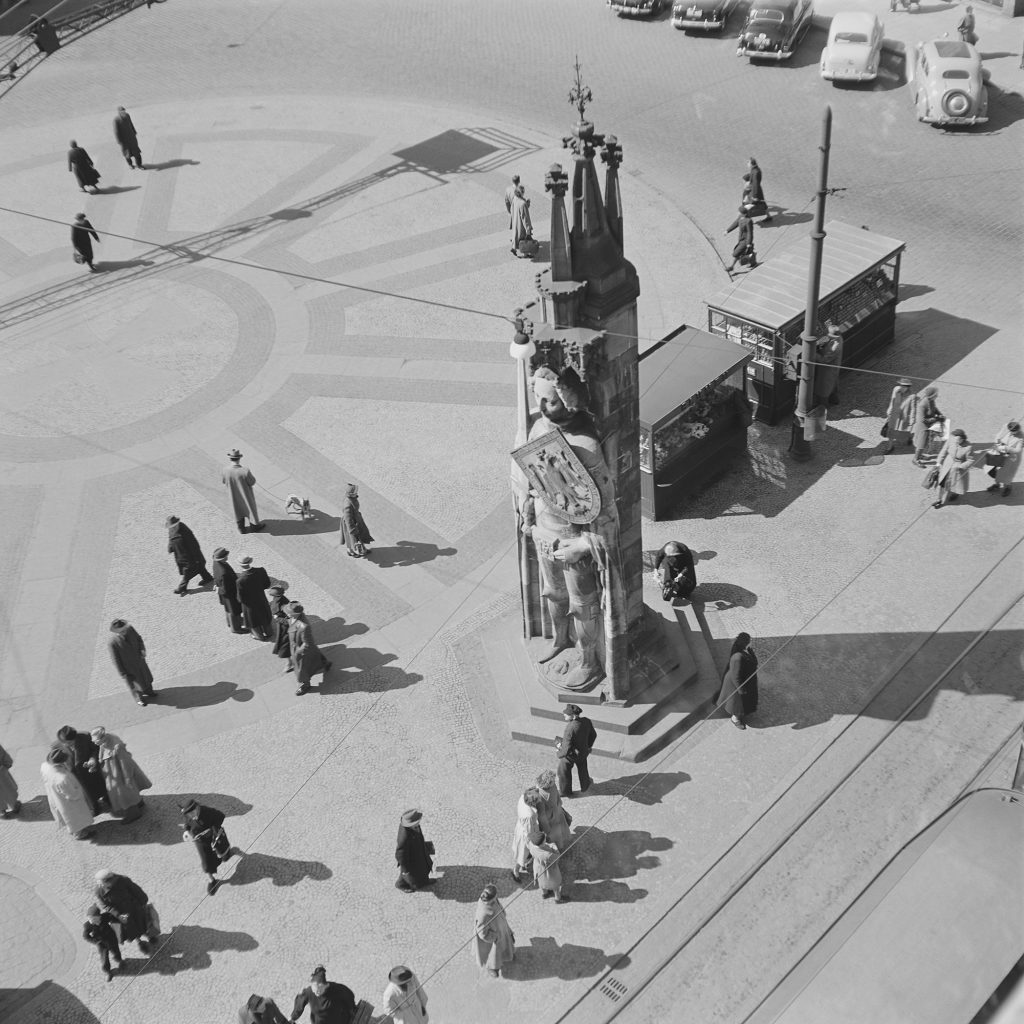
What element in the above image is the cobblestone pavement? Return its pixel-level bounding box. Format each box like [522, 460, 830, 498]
[0, 1, 1021, 1022]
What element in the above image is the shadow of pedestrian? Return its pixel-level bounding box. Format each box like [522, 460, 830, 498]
[146, 158, 201, 171]
[568, 827, 672, 882]
[95, 259, 157, 272]
[690, 582, 758, 611]
[134, 925, 258, 974]
[261, 512, 339, 537]
[502, 938, 631, 981]
[307, 615, 369, 645]
[5, 794, 52, 823]
[150, 680, 253, 710]
[318, 658, 421, 696]
[227, 851, 332, 888]
[565, 879, 649, 903]
[429, 864, 518, 902]
[91, 792, 253, 846]
[366, 541, 458, 568]
[586, 771, 690, 805]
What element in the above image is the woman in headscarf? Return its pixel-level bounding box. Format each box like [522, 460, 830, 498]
[511, 786, 543, 884]
[882, 377, 915, 454]
[55, 725, 108, 813]
[510, 184, 533, 255]
[181, 798, 233, 895]
[0, 741, 21, 818]
[912, 385, 944, 466]
[535, 770, 572, 852]
[717, 632, 759, 730]
[269, 586, 292, 667]
[90, 727, 151, 820]
[339, 483, 374, 558]
[473, 884, 515, 978]
[932, 428, 972, 509]
[287, 603, 332, 696]
[71, 213, 100, 271]
[988, 421, 1023, 498]
[41, 746, 95, 839]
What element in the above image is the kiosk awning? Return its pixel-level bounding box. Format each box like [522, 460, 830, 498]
[640, 325, 752, 426]
[705, 221, 905, 331]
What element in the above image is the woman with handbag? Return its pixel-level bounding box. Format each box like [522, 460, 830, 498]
[71, 213, 99, 272]
[932, 428, 972, 509]
[882, 377, 915, 453]
[181, 798, 235, 894]
[987, 421, 1023, 498]
[912, 384, 944, 466]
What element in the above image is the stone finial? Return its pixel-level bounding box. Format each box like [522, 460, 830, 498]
[545, 163, 568, 199]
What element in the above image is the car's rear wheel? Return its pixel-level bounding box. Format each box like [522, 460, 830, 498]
[942, 90, 971, 117]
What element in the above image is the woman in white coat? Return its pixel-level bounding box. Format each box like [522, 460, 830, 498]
[932, 428, 972, 509]
[987, 421, 1023, 498]
[511, 786, 543, 883]
[41, 746, 94, 839]
[381, 965, 428, 1024]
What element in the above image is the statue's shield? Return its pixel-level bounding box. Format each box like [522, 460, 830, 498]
[512, 428, 602, 525]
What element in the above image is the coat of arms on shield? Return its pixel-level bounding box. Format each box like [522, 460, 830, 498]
[511, 428, 602, 525]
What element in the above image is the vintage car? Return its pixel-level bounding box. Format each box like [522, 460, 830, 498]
[608, 0, 667, 16]
[820, 12, 885, 82]
[909, 38, 988, 126]
[737, 0, 814, 60]
[671, 0, 735, 30]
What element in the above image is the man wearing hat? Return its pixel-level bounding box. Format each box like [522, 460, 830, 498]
[395, 809, 435, 893]
[239, 994, 288, 1024]
[555, 704, 597, 798]
[883, 377, 916, 454]
[222, 449, 265, 534]
[382, 965, 428, 1024]
[212, 548, 247, 633]
[236, 555, 273, 640]
[166, 515, 214, 595]
[724, 206, 756, 274]
[289, 965, 356, 1024]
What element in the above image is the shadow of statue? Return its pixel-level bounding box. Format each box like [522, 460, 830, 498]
[367, 541, 458, 569]
[502, 938, 631, 981]
[134, 924, 258, 974]
[227, 851, 332, 888]
[151, 680, 253, 710]
[587, 771, 690, 805]
[568, 827, 672, 882]
[690, 582, 758, 611]
[91, 792, 253, 847]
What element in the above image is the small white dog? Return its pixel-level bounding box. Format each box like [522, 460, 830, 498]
[285, 494, 312, 519]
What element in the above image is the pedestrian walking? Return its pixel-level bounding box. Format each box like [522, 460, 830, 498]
[510, 184, 534, 256]
[813, 324, 843, 407]
[725, 207, 756, 273]
[339, 483, 374, 558]
[957, 4, 976, 43]
[511, 786, 543, 884]
[222, 449, 265, 534]
[236, 555, 273, 640]
[113, 106, 143, 169]
[212, 548, 247, 633]
[238, 994, 289, 1024]
[30, 17, 60, 54]
[717, 632, 759, 729]
[71, 213, 100, 271]
[395, 808, 435, 893]
[55, 725, 108, 813]
[90, 727, 150, 820]
[504, 174, 521, 227]
[535, 769, 572, 851]
[882, 377, 915, 453]
[527, 831, 569, 903]
[40, 747, 95, 839]
[912, 385, 945, 466]
[382, 965, 428, 1024]
[181, 798, 235, 894]
[986, 421, 1023, 498]
[0, 741, 21, 819]
[654, 541, 697, 601]
[473, 884, 515, 978]
[67, 140, 101, 193]
[932, 427, 972, 509]
[269, 586, 292, 667]
[93, 869, 159, 952]
[287, 603, 331, 694]
[289, 965, 357, 1024]
[108, 619, 156, 706]
[83, 905, 123, 982]
[555, 704, 597, 798]
[744, 157, 771, 221]
[166, 515, 214, 594]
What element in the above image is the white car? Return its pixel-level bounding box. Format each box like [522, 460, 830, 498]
[820, 12, 885, 82]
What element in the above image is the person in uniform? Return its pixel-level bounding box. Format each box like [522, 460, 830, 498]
[555, 704, 597, 798]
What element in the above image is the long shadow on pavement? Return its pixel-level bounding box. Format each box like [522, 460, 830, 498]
[502, 939, 631, 981]
[227, 851, 332, 887]
[367, 541, 458, 569]
[262, 511, 339, 537]
[90, 792, 253, 846]
[586, 771, 691, 805]
[569, 828, 673, 883]
[151, 680, 253, 709]
[134, 925, 259, 974]
[1, 983, 101, 1024]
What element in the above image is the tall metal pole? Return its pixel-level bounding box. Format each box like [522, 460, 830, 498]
[790, 105, 832, 461]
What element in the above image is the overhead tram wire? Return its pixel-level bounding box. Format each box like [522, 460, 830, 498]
[0, 204, 1020, 399]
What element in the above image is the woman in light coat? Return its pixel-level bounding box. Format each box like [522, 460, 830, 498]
[988, 421, 1023, 498]
[474, 884, 515, 978]
[912, 385, 944, 465]
[41, 747, 94, 839]
[933, 428, 972, 509]
[527, 831, 568, 902]
[535, 770, 572, 852]
[91, 728, 151, 819]
[883, 378, 915, 453]
[511, 786, 543, 883]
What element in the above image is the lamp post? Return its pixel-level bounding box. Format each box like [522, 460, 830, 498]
[790, 105, 833, 461]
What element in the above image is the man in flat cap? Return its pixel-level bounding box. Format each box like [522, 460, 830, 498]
[222, 449, 265, 534]
[239, 994, 288, 1024]
[289, 965, 356, 1024]
[395, 809, 435, 893]
[555, 704, 597, 798]
[236, 555, 273, 641]
[382, 965, 428, 1024]
[166, 515, 213, 595]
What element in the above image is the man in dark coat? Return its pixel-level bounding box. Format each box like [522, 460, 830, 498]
[108, 619, 156, 705]
[167, 515, 213, 594]
[212, 548, 247, 633]
[55, 726, 108, 813]
[290, 965, 356, 1024]
[725, 207, 755, 273]
[654, 541, 697, 601]
[113, 106, 143, 169]
[743, 157, 771, 221]
[236, 555, 273, 640]
[339, 483, 374, 558]
[239, 994, 289, 1024]
[93, 869, 157, 950]
[67, 140, 100, 192]
[84, 905, 122, 981]
[395, 808, 435, 893]
[555, 704, 597, 798]
[71, 213, 99, 271]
